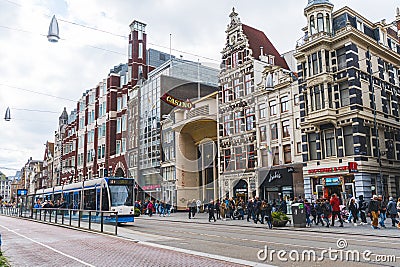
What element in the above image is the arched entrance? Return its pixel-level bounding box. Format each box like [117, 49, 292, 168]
[233, 179, 248, 200]
[115, 168, 125, 177]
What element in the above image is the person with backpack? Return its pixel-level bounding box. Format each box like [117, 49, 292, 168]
[315, 200, 324, 226]
[358, 195, 367, 225]
[378, 195, 387, 228]
[387, 197, 399, 227]
[304, 199, 312, 227]
[322, 199, 332, 227]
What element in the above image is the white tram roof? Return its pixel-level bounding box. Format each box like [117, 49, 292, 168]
[44, 188, 53, 194]
[62, 181, 83, 192]
[83, 178, 104, 188]
[54, 185, 63, 193]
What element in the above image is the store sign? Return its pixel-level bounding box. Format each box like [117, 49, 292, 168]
[161, 93, 193, 110]
[325, 177, 342, 186]
[348, 162, 358, 173]
[308, 166, 348, 174]
[268, 171, 282, 183]
[236, 188, 247, 192]
[142, 184, 161, 190]
[17, 189, 28, 196]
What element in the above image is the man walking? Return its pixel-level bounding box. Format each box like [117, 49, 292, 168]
[368, 195, 380, 229]
[378, 195, 387, 228]
[208, 200, 216, 222]
[387, 197, 399, 227]
[330, 194, 343, 227]
[246, 198, 253, 222]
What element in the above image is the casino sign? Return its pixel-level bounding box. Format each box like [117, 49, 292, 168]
[161, 93, 193, 110]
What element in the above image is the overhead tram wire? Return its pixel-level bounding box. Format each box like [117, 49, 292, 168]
[0, 83, 76, 102]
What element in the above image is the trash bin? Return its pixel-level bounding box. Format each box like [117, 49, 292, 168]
[291, 203, 306, 228]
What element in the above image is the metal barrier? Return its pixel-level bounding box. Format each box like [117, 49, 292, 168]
[0, 207, 118, 235]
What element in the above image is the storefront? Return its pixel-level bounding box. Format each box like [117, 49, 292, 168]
[258, 167, 295, 202]
[307, 163, 357, 201]
[233, 179, 248, 200]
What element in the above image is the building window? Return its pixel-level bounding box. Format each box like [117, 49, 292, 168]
[337, 47, 347, 70]
[138, 43, 143, 59]
[366, 127, 372, 156]
[295, 118, 300, 129]
[248, 144, 255, 168]
[326, 14, 331, 33]
[235, 147, 246, 170]
[324, 129, 336, 157]
[294, 94, 300, 105]
[117, 117, 122, 133]
[261, 149, 268, 167]
[117, 97, 122, 111]
[223, 114, 233, 136]
[270, 99, 277, 116]
[296, 142, 302, 154]
[233, 78, 242, 98]
[310, 15, 316, 35]
[271, 123, 278, 140]
[224, 149, 231, 171]
[312, 53, 318, 75]
[343, 126, 354, 156]
[283, 145, 291, 163]
[317, 13, 324, 32]
[260, 126, 267, 142]
[282, 120, 290, 138]
[122, 138, 126, 153]
[273, 147, 279, 166]
[339, 81, 350, 107]
[245, 108, 255, 131]
[281, 96, 289, 113]
[122, 115, 127, 131]
[116, 140, 121, 155]
[245, 74, 253, 94]
[308, 133, 317, 160]
[259, 103, 267, 119]
[223, 83, 232, 103]
[234, 111, 244, 133]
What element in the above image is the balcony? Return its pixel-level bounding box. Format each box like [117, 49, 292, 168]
[305, 108, 337, 126]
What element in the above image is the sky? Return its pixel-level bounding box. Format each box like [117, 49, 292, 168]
[0, 0, 398, 177]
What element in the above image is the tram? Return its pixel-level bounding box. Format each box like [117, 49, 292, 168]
[29, 177, 135, 223]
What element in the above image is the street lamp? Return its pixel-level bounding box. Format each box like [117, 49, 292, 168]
[4, 107, 11, 121]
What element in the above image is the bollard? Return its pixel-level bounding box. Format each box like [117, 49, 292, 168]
[100, 212, 104, 233]
[115, 213, 118, 235]
[88, 211, 92, 230]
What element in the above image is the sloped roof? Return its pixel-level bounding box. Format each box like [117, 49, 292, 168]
[242, 24, 289, 70]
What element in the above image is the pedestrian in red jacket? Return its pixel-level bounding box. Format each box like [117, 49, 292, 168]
[330, 194, 343, 227]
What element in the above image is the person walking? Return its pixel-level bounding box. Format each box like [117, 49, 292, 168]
[187, 200, 192, 219]
[215, 199, 221, 220]
[358, 195, 368, 225]
[278, 198, 287, 214]
[304, 199, 312, 227]
[147, 200, 154, 217]
[315, 200, 324, 226]
[378, 195, 387, 228]
[322, 199, 332, 227]
[265, 202, 273, 229]
[348, 197, 358, 226]
[220, 201, 226, 220]
[191, 199, 197, 218]
[246, 198, 253, 222]
[253, 197, 261, 224]
[387, 197, 399, 227]
[208, 200, 216, 222]
[368, 195, 380, 229]
[330, 194, 343, 227]
[397, 197, 400, 222]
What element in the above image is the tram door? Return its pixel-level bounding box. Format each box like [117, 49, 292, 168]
[96, 187, 101, 211]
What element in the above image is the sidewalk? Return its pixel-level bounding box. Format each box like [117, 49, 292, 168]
[136, 211, 400, 238]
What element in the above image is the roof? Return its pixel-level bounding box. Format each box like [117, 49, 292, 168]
[242, 24, 289, 70]
[305, 0, 333, 10]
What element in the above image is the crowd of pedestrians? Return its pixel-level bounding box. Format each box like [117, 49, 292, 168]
[137, 193, 400, 232]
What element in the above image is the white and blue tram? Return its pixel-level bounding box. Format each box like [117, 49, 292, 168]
[30, 177, 135, 223]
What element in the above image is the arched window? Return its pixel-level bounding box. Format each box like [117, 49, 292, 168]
[317, 13, 324, 32]
[326, 14, 331, 33]
[310, 15, 316, 35]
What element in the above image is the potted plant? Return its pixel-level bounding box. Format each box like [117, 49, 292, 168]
[271, 211, 289, 227]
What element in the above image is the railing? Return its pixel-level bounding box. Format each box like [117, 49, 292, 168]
[0, 207, 118, 235]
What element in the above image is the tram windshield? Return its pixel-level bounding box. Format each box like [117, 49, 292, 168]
[108, 184, 133, 207]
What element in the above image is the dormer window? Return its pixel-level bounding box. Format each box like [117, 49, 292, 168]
[310, 15, 316, 35]
[317, 13, 324, 32]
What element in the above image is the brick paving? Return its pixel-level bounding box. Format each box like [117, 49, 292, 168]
[0, 216, 250, 267]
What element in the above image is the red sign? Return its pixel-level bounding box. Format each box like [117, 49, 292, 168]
[348, 162, 358, 173]
[308, 166, 348, 174]
[161, 93, 193, 110]
[142, 184, 161, 190]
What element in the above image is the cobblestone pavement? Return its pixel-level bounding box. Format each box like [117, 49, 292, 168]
[0, 216, 256, 267]
[136, 211, 400, 238]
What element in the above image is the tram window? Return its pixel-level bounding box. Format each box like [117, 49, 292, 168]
[108, 184, 133, 206]
[101, 186, 109, 211]
[73, 192, 81, 209]
[83, 189, 96, 210]
[54, 193, 62, 203]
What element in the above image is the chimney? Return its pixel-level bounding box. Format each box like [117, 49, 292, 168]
[260, 46, 264, 56]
